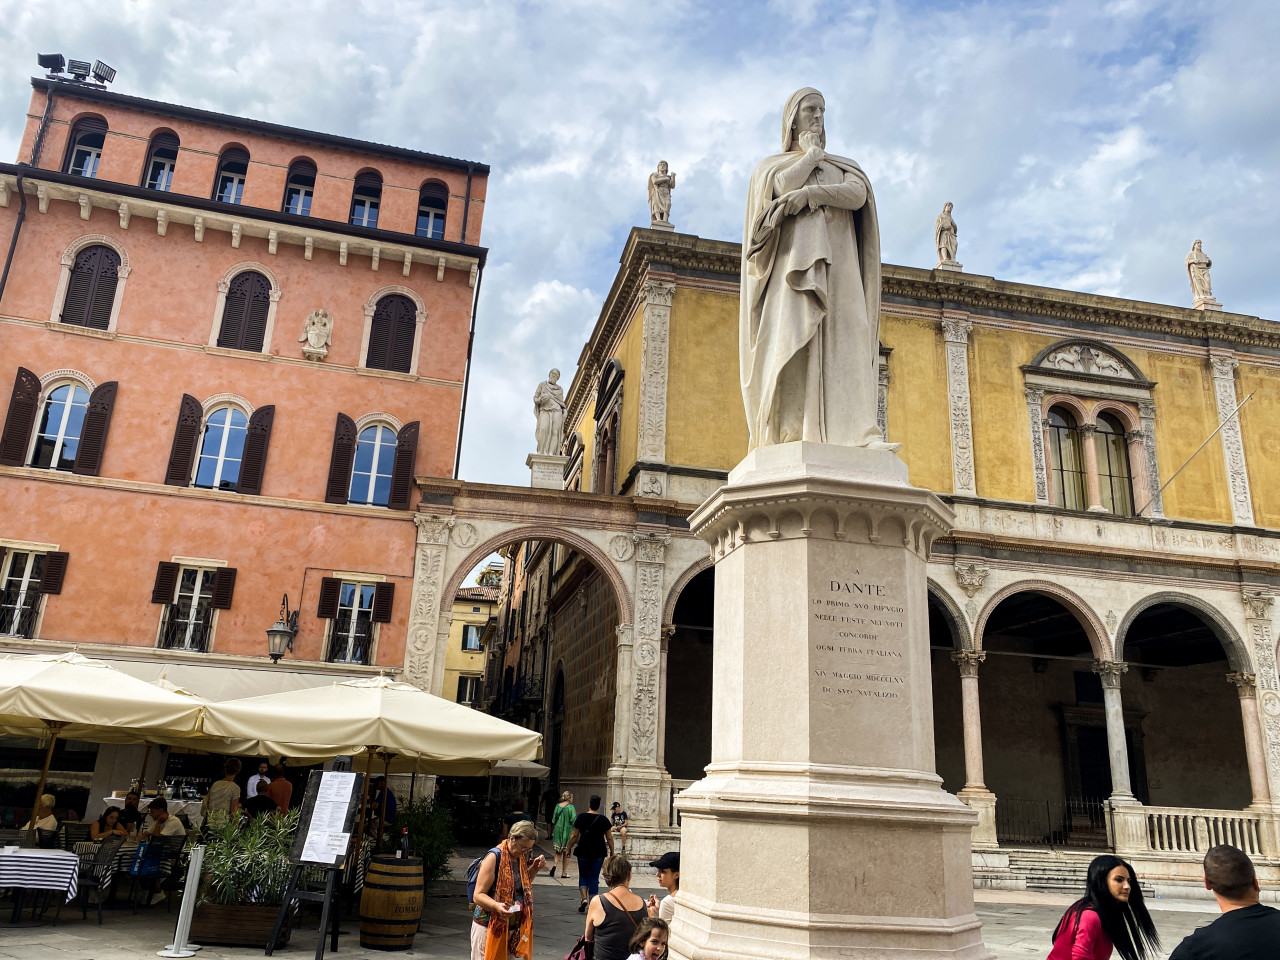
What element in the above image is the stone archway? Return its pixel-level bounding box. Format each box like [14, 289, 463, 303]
[975, 578, 1112, 661]
[1116, 591, 1250, 672]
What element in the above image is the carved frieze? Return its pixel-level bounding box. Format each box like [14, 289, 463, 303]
[1025, 387, 1049, 503]
[943, 318, 976, 495]
[1210, 355, 1254, 526]
[637, 281, 674, 464]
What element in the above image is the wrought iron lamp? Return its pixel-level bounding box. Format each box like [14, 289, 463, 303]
[266, 594, 299, 664]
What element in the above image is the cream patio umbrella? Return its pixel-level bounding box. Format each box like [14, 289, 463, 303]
[0, 652, 205, 805]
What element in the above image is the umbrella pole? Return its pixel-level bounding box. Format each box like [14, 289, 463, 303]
[352, 749, 376, 858]
[32, 721, 66, 810]
[375, 752, 392, 849]
[409, 772, 416, 805]
[137, 741, 153, 790]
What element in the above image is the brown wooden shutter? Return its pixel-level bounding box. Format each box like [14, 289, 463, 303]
[88, 256, 119, 330]
[366, 295, 416, 372]
[324, 413, 358, 503]
[60, 256, 93, 326]
[0, 367, 41, 466]
[391, 309, 416, 373]
[386, 421, 419, 510]
[71, 381, 117, 477]
[210, 567, 237, 610]
[371, 581, 395, 623]
[243, 293, 270, 352]
[365, 315, 390, 369]
[61, 246, 120, 329]
[38, 552, 69, 595]
[217, 272, 271, 351]
[151, 561, 180, 603]
[236, 404, 274, 496]
[316, 577, 342, 619]
[163, 394, 204, 486]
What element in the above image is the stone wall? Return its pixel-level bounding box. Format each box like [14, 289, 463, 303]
[551, 569, 619, 782]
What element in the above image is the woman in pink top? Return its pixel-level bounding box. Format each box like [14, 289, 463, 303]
[1048, 855, 1159, 960]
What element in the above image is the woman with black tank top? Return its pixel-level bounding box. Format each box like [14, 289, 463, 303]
[584, 855, 648, 960]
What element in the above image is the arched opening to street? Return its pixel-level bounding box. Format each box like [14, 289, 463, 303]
[663, 567, 714, 785]
[927, 587, 967, 796]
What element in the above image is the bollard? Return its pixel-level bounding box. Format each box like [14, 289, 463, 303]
[157, 843, 204, 958]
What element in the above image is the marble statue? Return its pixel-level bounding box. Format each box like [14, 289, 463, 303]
[298, 308, 332, 361]
[1186, 239, 1214, 301]
[740, 87, 887, 449]
[648, 161, 676, 225]
[935, 201, 958, 265]
[533, 369, 566, 456]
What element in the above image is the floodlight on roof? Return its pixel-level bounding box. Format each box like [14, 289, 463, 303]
[91, 60, 116, 84]
[67, 59, 91, 80]
[37, 53, 65, 74]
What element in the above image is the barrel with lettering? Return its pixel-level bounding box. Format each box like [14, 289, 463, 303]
[359, 855, 424, 950]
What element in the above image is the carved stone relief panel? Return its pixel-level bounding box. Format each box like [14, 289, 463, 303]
[1210, 355, 1254, 526]
[942, 318, 976, 496]
[1040, 343, 1134, 378]
[637, 281, 674, 465]
[404, 515, 454, 690]
[1025, 387, 1049, 504]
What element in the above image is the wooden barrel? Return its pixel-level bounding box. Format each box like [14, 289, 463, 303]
[359, 855, 424, 950]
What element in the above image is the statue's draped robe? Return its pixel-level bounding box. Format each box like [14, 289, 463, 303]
[740, 147, 882, 449]
[1186, 250, 1213, 300]
[533, 382, 565, 455]
[648, 174, 672, 221]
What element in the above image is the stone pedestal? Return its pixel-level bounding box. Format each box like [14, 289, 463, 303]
[1194, 296, 1223, 311]
[526, 453, 568, 490]
[650, 219, 675, 232]
[674, 442, 990, 960]
[936, 259, 963, 272]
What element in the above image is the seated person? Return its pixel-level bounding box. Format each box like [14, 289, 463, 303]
[116, 791, 144, 834]
[368, 776, 397, 822]
[137, 798, 186, 840]
[244, 780, 278, 819]
[24, 793, 58, 832]
[91, 806, 130, 841]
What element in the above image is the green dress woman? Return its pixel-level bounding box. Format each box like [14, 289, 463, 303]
[551, 792, 576, 879]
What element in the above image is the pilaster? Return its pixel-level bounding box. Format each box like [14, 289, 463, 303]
[942, 315, 976, 496]
[1242, 590, 1280, 806]
[635, 280, 674, 499]
[1025, 387, 1049, 504]
[1209, 354, 1254, 526]
[403, 514, 454, 692]
[1136, 400, 1165, 518]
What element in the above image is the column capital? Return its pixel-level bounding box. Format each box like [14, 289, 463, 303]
[1242, 590, 1274, 622]
[1092, 660, 1128, 688]
[1079, 422, 1098, 438]
[1124, 429, 1144, 444]
[951, 649, 986, 677]
[1227, 671, 1258, 696]
[615, 623, 634, 646]
[941, 318, 972, 344]
[1210, 353, 1238, 380]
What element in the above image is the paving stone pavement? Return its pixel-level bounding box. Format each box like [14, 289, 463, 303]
[0, 848, 1226, 960]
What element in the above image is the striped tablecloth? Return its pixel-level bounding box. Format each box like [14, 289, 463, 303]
[0, 848, 79, 902]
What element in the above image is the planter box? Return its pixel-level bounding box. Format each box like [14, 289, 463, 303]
[190, 902, 293, 949]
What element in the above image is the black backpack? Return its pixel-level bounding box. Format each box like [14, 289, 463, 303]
[466, 846, 501, 904]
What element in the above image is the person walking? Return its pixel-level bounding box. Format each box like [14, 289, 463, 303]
[1168, 844, 1280, 959]
[470, 820, 546, 960]
[646, 851, 679, 920]
[584, 854, 649, 960]
[1047, 854, 1159, 960]
[567, 795, 614, 912]
[550, 791, 576, 879]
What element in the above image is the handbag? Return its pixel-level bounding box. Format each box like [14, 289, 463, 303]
[564, 934, 593, 960]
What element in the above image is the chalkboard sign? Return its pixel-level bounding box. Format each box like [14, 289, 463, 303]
[288, 770, 364, 868]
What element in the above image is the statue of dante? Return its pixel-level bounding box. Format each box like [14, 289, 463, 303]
[935, 202, 958, 264]
[648, 161, 676, 223]
[1186, 239, 1213, 301]
[740, 87, 886, 449]
[533, 369, 566, 456]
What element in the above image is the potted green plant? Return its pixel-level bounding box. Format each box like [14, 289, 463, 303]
[190, 809, 300, 948]
[388, 798, 454, 889]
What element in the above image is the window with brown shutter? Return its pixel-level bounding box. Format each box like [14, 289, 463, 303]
[217, 271, 272, 352]
[61, 245, 121, 330]
[236, 405, 274, 496]
[387, 421, 419, 510]
[164, 394, 204, 486]
[365, 294, 416, 373]
[63, 117, 107, 177]
[151, 561, 180, 603]
[371, 581, 395, 623]
[210, 567, 237, 610]
[70, 381, 117, 477]
[324, 413, 358, 503]
[38, 552, 69, 595]
[0, 367, 41, 467]
[316, 577, 342, 619]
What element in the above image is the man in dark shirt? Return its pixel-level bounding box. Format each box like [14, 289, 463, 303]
[610, 801, 628, 854]
[116, 791, 144, 834]
[567, 795, 614, 912]
[500, 797, 529, 840]
[244, 780, 278, 819]
[1169, 844, 1280, 960]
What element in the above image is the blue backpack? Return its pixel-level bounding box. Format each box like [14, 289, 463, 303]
[466, 846, 502, 904]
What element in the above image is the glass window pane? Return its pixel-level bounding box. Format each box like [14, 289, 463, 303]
[353, 434, 375, 473]
[349, 471, 371, 505]
[339, 582, 357, 611]
[194, 455, 218, 488]
[371, 473, 391, 506]
[357, 584, 376, 611]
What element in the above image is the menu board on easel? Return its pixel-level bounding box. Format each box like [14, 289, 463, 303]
[288, 770, 364, 868]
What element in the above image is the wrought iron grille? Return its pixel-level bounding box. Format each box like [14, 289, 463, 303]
[326, 615, 373, 665]
[158, 603, 213, 652]
[995, 796, 1109, 848]
[0, 586, 40, 638]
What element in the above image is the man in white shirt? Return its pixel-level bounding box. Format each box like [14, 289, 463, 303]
[246, 761, 271, 799]
[138, 798, 186, 840]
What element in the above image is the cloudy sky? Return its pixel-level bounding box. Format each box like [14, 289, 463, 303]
[2, 0, 1277, 488]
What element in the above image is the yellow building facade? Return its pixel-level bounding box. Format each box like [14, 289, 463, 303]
[441, 584, 498, 706]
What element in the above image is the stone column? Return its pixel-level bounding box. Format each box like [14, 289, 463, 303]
[942, 315, 976, 496]
[1242, 592, 1280, 803]
[1210, 354, 1255, 526]
[952, 650, 998, 849]
[1125, 429, 1151, 516]
[1136, 400, 1165, 519]
[635, 280, 674, 499]
[1092, 661, 1136, 802]
[1080, 423, 1105, 512]
[1026, 387, 1050, 504]
[1227, 672, 1271, 809]
[675, 443, 988, 960]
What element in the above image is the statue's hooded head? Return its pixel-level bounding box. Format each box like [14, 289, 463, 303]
[782, 87, 826, 152]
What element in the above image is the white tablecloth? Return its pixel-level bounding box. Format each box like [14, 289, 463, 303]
[0, 848, 79, 902]
[99, 797, 203, 826]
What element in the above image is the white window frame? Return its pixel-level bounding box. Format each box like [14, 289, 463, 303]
[156, 564, 220, 652]
[206, 262, 281, 353]
[350, 193, 380, 228]
[193, 405, 250, 490]
[416, 203, 445, 240]
[461, 623, 483, 651]
[323, 571, 385, 665]
[284, 177, 314, 216]
[357, 286, 427, 377]
[456, 675, 481, 705]
[48, 235, 132, 334]
[146, 155, 176, 192]
[0, 550, 46, 638]
[348, 423, 398, 507]
[215, 166, 246, 204]
[26, 380, 91, 472]
[68, 132, 103, 178]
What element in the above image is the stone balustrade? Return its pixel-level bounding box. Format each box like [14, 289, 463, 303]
[1110, 803, 1275, 862]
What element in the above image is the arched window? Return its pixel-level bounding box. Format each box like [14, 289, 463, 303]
[416, 182, 448, 240]
[144, 131, 179, 191]
[364, 294, 416, 373]
[1047, 407, 1087, 511]
[60, 245, 120, 330]
[194, 406, 249, 490]
[350, 171, 382, 228]
[213, 147, 249, 204]
[29, 383, 90, 471]
[349, 424, 397, 506]
[283, 160, 316, 216]
[64, 117, 106, 178]
[216, 271, 272, 352]
[1095, 414, 1134, 516]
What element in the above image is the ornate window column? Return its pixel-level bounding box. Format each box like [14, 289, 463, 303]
[1226, 671, 1272, 809]
[1210, 354, 1255, 526]
[1079, 422, 1106, 512]
[942, 315, 976, 496]
[1026, 387, 1050, 504]
[1092, 661, 1136, 803]
[635, 280, 674, 498]
[1135, 401, 1164, 518]
[403, 514, 454, 692]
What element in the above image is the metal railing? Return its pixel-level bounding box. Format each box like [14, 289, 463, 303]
[326, 615, 373, 664]
[158, 604, 212, 652]
[1144, 806, 1263, 857]
[995, 797, 1108, 848]
[0, 591, 39, 639]
[669, 779, 695, 828]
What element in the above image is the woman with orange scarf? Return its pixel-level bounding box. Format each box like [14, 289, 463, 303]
[471, 820, 546, 960]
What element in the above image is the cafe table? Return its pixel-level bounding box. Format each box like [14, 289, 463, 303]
[0, 847, 78, 922]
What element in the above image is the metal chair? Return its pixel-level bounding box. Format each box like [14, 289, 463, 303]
[127, 841, 165, 913]
[156, 835, 187, 912]
[78, 835, 125, 924]
[0, 827, 34, 847]
[35, 827, 59, 849]
[61, 822, 92, 850]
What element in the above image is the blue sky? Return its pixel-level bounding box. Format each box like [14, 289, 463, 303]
[1, 0, 1277, 488]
